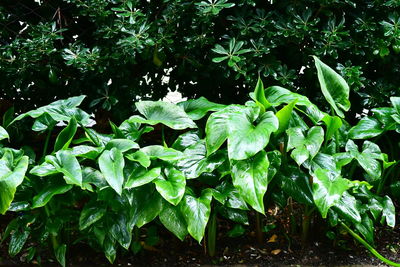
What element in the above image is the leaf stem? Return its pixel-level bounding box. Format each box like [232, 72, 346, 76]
[340, 221, 400, 267]
[42, 126, 54, 161]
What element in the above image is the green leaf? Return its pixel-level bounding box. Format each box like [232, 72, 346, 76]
[177, 140, 225, 179]
[132, 101, 197, 130]
[55, 244, 67, 267]
[79, 203, 107, 230]
[0, 126, 9, 141]
[382, 196, 395, 227]
[345, 140, 384, 183]
[131, 185, 163, 228]
[141, 145, 183, 161]
[275, 100, 297, 135]
[313, 56, 350, 118]
[312, 168, 351, 218]
[172, 131, 201, 151]
[251, 77, 271, 110]
[30, 162, 57, 177]
[98, 148, 125, 195]
[125, 150, 151, 167]
[109, 213, 132, 249]
[391, 97, 400, 114]
[348, 117, 384, 139]
[46, 150, 82, 186]
[105, 139, 139, 152]
[213, 180, 248, 210]
[180, 189, 212, 243]
[333, 191, 361, 224]
[70, 145, 103, 160]
[278, 166, 313, 206]
[355, 214, 374, 245]
[231, 151, 270, 213]
[124, 165, 161, 189]
[286, 126, 324, 166]
[54, 117, 77, 152]
[264, 86, 326, 123]
[177, 97, 226, 120]
[9, 227, 30, 257]
[32, 183, 73, 208]
[227, 110, 278, 160]
[154, 166, 186, 206]
[322, 115, 342, 141]
[205, 105, 248, 155]
[159, 201, 188, 241]
[0, 156, 29, 214]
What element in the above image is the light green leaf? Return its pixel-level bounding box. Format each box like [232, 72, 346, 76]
[275, 100, 297, 136]
[313, 56, 350, 118]
[250, 77, 271, 111]
[348, 117, 384, 139]
[382, 195, 395, 227]
[141, 145, 183, 161]
[98, 148, 125, 195]
[125, 150, 151, 167]
[180, 189, 212, 243]
[178, 97, 226, 120]
[105, 139, 139, 152]
[177, 140, 225, 179]
[322, 115, 342, 141]
[231, 151, 270, 213]
[155, 167, 186, 206]
[46, 150, 82, 186]
[132, 101, 197, 130]
[124, 166, 161, 189]
[0, 126, 9, 141]
[32, 183, 73, 208]
[227, 110, 278, 160]
[0, 156, 29, 214]
[286, 126, 324, 166]
[312, 168, 351, 218]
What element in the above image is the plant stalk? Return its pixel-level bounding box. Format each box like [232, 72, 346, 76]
[41, 126, 54, 161]
[255, 212, 263, 244]
[207, 212, 217, 257]
[340, 222, 400, 267]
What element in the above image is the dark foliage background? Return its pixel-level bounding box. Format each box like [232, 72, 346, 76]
[1, 0, 399, 121]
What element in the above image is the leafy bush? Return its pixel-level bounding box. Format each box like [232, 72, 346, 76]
[1, 57, 399, 266]
[1, 0, 399, 119]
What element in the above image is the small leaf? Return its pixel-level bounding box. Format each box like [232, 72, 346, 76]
[54, 117, 77, 152]
[154, 167, 186, 206]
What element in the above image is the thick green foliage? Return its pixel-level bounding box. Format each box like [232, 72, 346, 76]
[0, 0, 399, 119]
[0, 57, 399, 266]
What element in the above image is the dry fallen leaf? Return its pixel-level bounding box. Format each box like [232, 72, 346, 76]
[271, 249, 281, 255]
[267, 234, 278, 243]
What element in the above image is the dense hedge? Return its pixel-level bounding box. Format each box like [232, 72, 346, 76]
[1, 57, 399, 266]
[1, 0, 399, 120]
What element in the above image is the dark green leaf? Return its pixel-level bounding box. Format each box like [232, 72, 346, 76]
[99, 148, 125, 195]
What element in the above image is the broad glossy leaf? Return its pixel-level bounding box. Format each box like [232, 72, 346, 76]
[355, 214, 374, 245]
[46, 150, 82, 186]
[159, 201, 188, 241]
[332, 191, 361, 224]
[382, 196, 395, 227]
[132, 101, 197, 130]
[312, 168, 351, 218]
[0, 156, 29, 214]
[154, 167, 185, 206]
[348, 117, 384, 139]
[177, 140, 225, 179]
[55, 244, 67, 267]
[141, 145, 183, 161]
[130, 185, 163, 228]
[98, 148, 125, 195]
[172, 131, 201, 151]
[84, 128, 113, 147]
[205, 105, 250, 156]
[32, 183, 73, 208]
[275, 100, 297, 135]
[322, 115, 342, 141]
[109, 213, 132, 249]
[103, 235, 117, 263]
[124, 165, 161, 188]
[345, 140, 384, 183]
[213, 180, 248, 210]
[264, 86, 326, 123]
[286, 126, 324, 166]
[278, 166, 313, 206]
[228, 110, 278, 160]
[30, 162, 57, 177]
[0, 126, 9, 141]
[79, 203, 107, 230]
[218, 206, 249, 225]
[391, 96, 400, 114]
[125, 150, 151, 167]
[180, 189, 212, 243]
[105, 139, 139, 152]
[231, 151, 269, 213]
[119, 118, 153, 141]
[54, 117, 77, 152]
[313, 56, 350, 118]
[9, 227, 30, 257]
[178, 97, 226, 120]
[70, 145, 103, 159]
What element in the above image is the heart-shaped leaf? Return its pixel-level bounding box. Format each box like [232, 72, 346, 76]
[98, 148, 125, 195]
